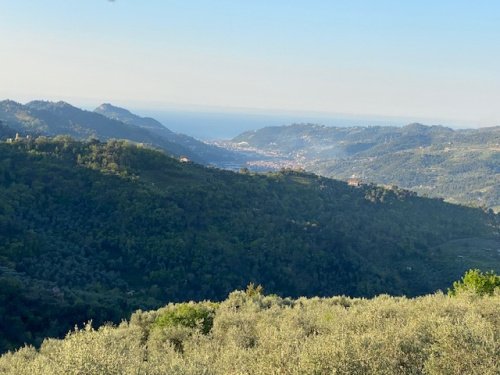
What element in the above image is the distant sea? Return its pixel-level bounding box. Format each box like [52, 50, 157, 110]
[137, 109, 410, 141]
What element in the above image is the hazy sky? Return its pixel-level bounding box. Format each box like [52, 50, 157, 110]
[1, 0, 499, 126]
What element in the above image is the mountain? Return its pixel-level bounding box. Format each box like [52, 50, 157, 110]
[0, 136, 498, 352]
[94, 103, 244, 166]
[0, 100, 245, 166]
[94, 103, 167, 130]
[0, 99, 201, 160]
[222, 123, 500, 210]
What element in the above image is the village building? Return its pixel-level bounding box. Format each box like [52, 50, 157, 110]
[347, 177, 363, 187]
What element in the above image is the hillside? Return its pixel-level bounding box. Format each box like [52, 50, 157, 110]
[94, 103, 168, 130]
[0, 100, 242, 166]
[0, 121, 16, 140]
[95, 103, 243, 165]
[0, 137, 498, 353]
[222, 123, 500, 210]
[0, 290, 498, 374]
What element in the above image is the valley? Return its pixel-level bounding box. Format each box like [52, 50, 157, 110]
[0, 136, 498, 353]
[219, 123, 500, 210]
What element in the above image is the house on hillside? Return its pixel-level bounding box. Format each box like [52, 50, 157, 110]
[179, 156, 190, 163]
[347, 177, 363, 187]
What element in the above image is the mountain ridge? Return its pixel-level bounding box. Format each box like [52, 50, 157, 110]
[0, 99, 245, 166]
[0, 136, 498, 352]
[94, 102, 245, 166]
[94, 103, 168, 130]
[224, 123, 500, 209]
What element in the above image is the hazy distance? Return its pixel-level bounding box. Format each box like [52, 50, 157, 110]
[135, 108, 453, 140]
[2, 1, 500, 130]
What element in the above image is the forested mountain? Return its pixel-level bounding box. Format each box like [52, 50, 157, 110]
[94, 103, 243, 166]
[94, 103, 168, 130]
[0, 100, 243, 165]
[0, 137, 498, 353]
[222, 123, 500, 210]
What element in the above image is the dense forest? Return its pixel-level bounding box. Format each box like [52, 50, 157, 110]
[4, 100, 498, 210]
[225, 123, 500, 210]
[0, 137, 498, 353]
[0, 281, 498, 374]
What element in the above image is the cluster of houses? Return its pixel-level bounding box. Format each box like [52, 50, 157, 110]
[6, 133, 31, 143]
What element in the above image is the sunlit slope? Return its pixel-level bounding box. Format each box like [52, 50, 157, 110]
[0, 290, 498, 375]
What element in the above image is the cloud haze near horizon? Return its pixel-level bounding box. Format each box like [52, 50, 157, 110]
[0, 1, 499, 128]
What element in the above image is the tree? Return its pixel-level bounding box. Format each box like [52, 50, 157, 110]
[448, 269, 500, 296]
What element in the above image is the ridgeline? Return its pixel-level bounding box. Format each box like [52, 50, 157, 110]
[0, 136, 498, 352]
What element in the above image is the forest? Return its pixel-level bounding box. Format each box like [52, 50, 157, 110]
[3, 100, 498, 210]
[3, 2, 500, 373]
[0, 136, 498, 353]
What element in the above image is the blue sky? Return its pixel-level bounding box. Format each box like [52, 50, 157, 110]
[1, 0, 499, 126]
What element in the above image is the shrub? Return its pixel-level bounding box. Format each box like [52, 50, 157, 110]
[448, 269, 500, 296]
[153, 302, 217, 335]
[1, 291, 498, 374]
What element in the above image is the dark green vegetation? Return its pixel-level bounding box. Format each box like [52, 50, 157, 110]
[0, 137, 498, 353]
[0, 100, 241, 165]
[1, 285, 498, 374]
[5, 100, 498, 209]
[226, 123, 500, 210]
[0, 121, 16, 140]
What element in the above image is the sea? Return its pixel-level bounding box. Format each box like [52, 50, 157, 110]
[137, 109, 411, 141]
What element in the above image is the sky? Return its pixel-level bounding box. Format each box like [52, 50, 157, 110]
[1, 0, 500, 127]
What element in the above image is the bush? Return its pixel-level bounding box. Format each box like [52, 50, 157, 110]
[1, 287, 499, 374]
[153, 302, 217, 335]
[448, 269, 500, 296]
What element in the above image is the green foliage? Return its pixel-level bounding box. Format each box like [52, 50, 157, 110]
[0, 291, 498, 374]
[0, 137, 498, 353]
[448, 269, 500, 296]
[0, 99, 241, 164]
[154, 303, 217, 335]
[231, 123, 500, 210]
[245, 283, 264, 297]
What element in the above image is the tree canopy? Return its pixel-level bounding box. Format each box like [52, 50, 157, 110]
[0, 137, 498, 353]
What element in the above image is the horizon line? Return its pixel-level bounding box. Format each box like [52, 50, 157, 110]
[1, 95, 497, 130]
